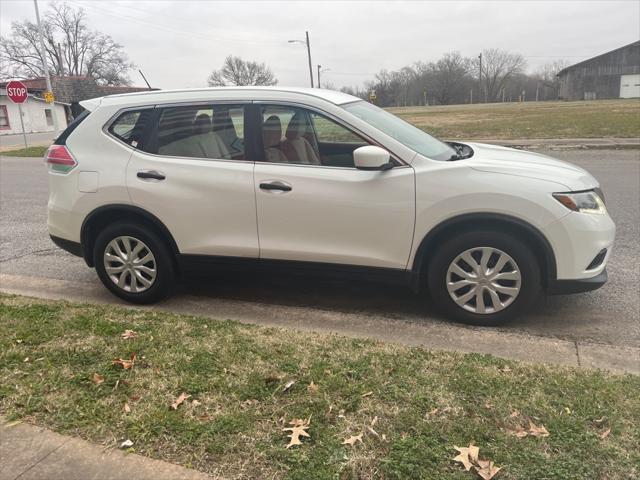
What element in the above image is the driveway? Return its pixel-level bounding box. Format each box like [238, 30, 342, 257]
[1, 150, 639, 350]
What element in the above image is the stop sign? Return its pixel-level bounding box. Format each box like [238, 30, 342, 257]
[6, 80, 28, 104]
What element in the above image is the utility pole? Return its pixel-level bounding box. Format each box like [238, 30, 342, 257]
[317, 64, 321, 89]
[478, 53, 483, 104]
[305, 31, 314, 88]
[33, 0, 59, 134]
[288, 32, 314, 88]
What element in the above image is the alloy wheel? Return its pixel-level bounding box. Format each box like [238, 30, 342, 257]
[446, 246, 521, 314]
[103, 236, 157, 293]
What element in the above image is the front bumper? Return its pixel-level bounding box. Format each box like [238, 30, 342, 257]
[547, 268, 608, 295]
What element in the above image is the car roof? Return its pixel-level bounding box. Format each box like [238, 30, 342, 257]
[82, 86, 361, 111]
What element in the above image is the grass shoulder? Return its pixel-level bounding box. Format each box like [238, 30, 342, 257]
[1, 145, 48, 157]
[1, 295, 638, 479]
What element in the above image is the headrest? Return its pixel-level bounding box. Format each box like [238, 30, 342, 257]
[285, 112, 307, 140]
[263, 115, 283, 148]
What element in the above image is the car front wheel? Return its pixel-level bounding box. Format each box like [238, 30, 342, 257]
[94, 222, 174, 304]
[427, 231, 540, 325]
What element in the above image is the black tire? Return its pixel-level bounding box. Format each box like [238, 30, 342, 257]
[427, 231, 540, 326]
[94, 221, 175, 304]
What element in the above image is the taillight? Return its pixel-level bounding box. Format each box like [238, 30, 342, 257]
[46, 145, 77, 173]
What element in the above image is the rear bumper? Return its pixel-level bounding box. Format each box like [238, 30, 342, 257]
[547, 269, 608, 295]
[50, 234, 83, 258]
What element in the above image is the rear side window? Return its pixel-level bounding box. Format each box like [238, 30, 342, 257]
[144, 104, 246, 161]
[107, 109, 153, 148]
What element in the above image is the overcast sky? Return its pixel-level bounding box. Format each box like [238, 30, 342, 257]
[1, 0, 639, 89]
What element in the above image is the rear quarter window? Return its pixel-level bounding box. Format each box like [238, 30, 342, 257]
[107, 109, 153, 148]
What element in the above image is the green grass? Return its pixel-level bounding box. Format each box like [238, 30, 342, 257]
[1, 145, 48, 157]
[1, 295, 638, 479]
[389, 99, 640, 140]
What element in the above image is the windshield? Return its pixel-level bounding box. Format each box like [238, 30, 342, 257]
[342, 101, 456, 161]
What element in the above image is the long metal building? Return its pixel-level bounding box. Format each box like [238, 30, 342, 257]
[557, 40, 640, 100]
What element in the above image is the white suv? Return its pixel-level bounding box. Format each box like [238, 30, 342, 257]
[46, 87, 615, 325]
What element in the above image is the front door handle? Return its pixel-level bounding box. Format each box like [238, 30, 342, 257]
[137, 170, 166, 181]
[260, 181, 292, 192]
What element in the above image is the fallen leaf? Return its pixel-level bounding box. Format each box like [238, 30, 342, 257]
[170, 392, 191, 410]
[112, 352, 136, 369]
[599, 427, 611, 439]
[307, 381, 318, 394]
[91, 373, 104, 385]
[381, 433, 387, 441]
[371, 415, 378, 426]
[283, 418, 310, 448]
[427, 408, 439, 417]
[361, 391, 373, 397]
[119, 439, 133, 449]
[453, 444, 479, 471]
[508, 426, 529, 438]
[123, 403, 131, 413]
[366, 426, 379, 437]
[564, 407, 572, 414]
[475, 459, 502, 480]
[509, 410, 520, 418]
[342, 433, 363, 446]
[283, 380, 295, 392]
[528, 420, 550, 437]
[23, 357, 29, 363]
[121, 330, 138, 339]
[191, 399, 201, 407]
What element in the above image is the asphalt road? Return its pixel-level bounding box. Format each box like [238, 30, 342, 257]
[1, 150, 639, 348]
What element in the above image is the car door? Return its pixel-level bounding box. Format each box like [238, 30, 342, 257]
[254, 104, 415, 270]
[124, 103, 259, 258]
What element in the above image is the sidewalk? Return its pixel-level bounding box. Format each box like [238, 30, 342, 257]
[0, 420, 213, 480]
[1, 273, 638, 375]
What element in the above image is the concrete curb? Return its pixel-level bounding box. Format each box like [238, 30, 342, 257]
[0, 420, 214, 480]
[1, 273, 638, 375]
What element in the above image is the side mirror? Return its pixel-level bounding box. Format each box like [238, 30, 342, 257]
[354, 145, 393, 171]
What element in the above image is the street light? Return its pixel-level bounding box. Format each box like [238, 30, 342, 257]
[317, 65, 330, 89]
[288, 31, 314, 88]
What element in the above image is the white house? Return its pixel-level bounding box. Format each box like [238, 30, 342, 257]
[0, 88, 68, 136]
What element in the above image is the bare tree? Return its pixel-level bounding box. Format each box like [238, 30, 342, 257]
[0, 3, 134, 85]
[476, 49, 526, 102]
[207, 56, 277, 87]
[534, 59, 570, 99]
[428, 52, 472, 105]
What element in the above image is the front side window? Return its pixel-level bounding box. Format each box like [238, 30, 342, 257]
[343, 100, 456, 161]
[107, 109, 153, 148]
[146, 104, 245, 160]
[260, 105, 368, 167]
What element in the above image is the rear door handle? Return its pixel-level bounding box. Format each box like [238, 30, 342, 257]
[259, 181, 292, 192]
[137, 170, 166, 181]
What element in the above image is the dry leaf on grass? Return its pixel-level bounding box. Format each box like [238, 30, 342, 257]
[371, 416, 378, 426]
[91, 373, 104, 385]
[283, 380, 295, 392]
[366, 426, 379, 437]
[283, 418, 311, 449]
[191, 399, 201, 407]
[307, 381, 319, 394]
[342, 433, 363, 446]
[170, 392, 191, 410]
[112, 353, 136, 369]
[508, 419, 550, 438]
[599, 427, 611, 439]
[453, 443, 479, 471]
[475, 459, 502, 480]
[452, 443, 501, 479]
[121, 330, 137, 339]
[119, 439, 133, 449]
[527, 420, 550, 437]
[123, 403, 131, 413]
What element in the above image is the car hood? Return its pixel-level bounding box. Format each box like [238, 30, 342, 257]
[463, 142, 598, 191]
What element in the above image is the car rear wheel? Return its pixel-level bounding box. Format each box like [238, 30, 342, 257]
[427, 231, 540, 325]
[94, 222, 174, 304]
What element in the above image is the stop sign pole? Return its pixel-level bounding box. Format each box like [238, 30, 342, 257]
[6, 80, 29, 149]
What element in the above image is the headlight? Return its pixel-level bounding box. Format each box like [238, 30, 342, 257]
[552, 190, 606, 214]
